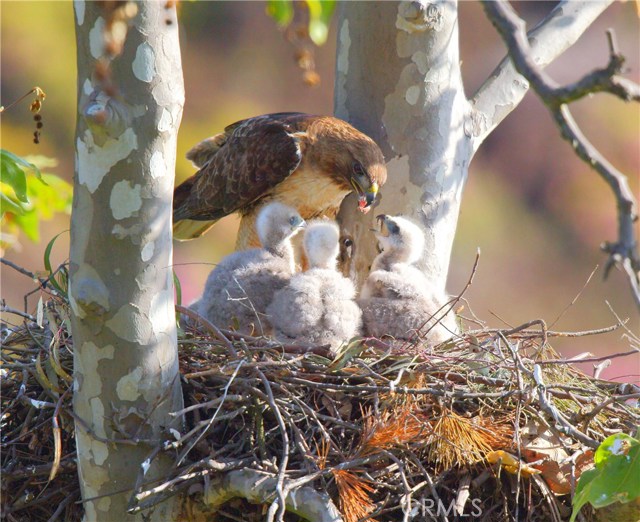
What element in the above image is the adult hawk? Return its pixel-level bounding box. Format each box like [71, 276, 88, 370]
[173, 112, 387, 249]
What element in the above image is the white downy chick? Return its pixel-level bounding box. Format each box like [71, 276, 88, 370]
[267, 220, 362, 351]
[193, 202, 305, 335]
[359, 215, 458, 343]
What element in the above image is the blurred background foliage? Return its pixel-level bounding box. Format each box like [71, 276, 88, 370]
[1, 151, 73, 250]
[1, 1, 638, 380]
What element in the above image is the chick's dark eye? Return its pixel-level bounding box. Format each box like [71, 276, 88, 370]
[388, 221, 399, 234]
[289, 216, 297, 225]
[352, 161, 366, 177]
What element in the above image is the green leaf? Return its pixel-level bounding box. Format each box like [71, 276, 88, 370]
[173, 270, 182, 307]
[1, 192, 26, 215]
[1, 151, 30, 203]
[13, 208, 39, 242]
[23, 154, 57, 185]
[28, 172, 73, 219]
[1, 160, 72, 250]
[570, 433, 640, 522]
[306, 0, 336, 45]
[43, 230, 69, 296]
[266, 0, 293, 28]
[266, 0, 335, 45]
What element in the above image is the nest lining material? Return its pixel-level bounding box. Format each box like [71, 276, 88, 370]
[1, 296, 639, 522]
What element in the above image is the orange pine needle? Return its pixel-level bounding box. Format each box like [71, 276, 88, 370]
[357, 406, 425, 457]
[427, 408, 512, 470]
[332, 469, 376, 522]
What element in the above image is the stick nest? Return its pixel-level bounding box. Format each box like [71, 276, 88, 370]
[1, 296, 638, 522]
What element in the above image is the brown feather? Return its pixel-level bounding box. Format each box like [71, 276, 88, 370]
[173, 112, 386, 245]
[185, 133, 228, 168]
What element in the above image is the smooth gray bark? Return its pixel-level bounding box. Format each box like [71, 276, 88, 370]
[335, 0, 612, 293]
[70, 2, 184, 520]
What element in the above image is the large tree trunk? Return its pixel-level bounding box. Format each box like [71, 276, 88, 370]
[335, 0, 469, 293]
[335, 0, 611, 292]
[70, 2, 184, 520]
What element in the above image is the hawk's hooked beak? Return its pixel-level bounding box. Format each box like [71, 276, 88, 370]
[353, 180, 379, 214]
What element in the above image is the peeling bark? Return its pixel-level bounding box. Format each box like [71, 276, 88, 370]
[335, 0, 612, 294]
[70, 2, 184, 520]
[336, 0, 471, 293]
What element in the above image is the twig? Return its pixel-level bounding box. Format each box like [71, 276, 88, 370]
[579, 392, 640, 428]
[536, 348, 638, 365]
[502, 319, 548, 349]
[550, 265, 598, 328]
[0, 258, 38, 279]
[0, 87, 44, 113]
[282, 376, 520, 399]
[176, 305, 238, 358]
[1, 302, 36, 322]
[466, 323, 622, 339]
[2, 459, 76, 481]
[176, 359, 245, 466]
[412, 248, 481, 345]
[482, 0, 640, 309]
[129, 458, 254, 513]
[499, 333, 526, 518]
[46, 489, 78, 522]
[257, 368, 290, 522]
[532, 364, 599, 449]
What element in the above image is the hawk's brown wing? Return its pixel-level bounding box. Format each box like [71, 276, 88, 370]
[174, 113, 313, 224]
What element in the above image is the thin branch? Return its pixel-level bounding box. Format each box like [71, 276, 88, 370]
[550, 265, 598, 329]
[0, 302, 36, 322]
[470, 0, 612, 147]
[1, 258, 38, 280]
[481, 0, 640, 310]
[176, 359, 245, 467]
[532, 364, 599, 449]
[537, 349, 639, 365]
[257, 368, 290, 522]
[176, 304, 238, 358]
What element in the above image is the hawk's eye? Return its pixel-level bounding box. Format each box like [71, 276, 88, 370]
[352, 162, 366, 178]
[342, 238, 353, 248]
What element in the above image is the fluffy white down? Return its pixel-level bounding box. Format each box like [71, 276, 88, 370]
[360, 215, 458, 343]
[267, 221, 362, 351]
[303, 220, 340, 269]
[195, 249, 293, 335]
[191, 203, 303, 335]
[373, 215, 425, 269]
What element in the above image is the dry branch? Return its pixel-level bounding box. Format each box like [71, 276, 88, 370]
[481, 0, 640, 310]
[2, 294, 638, 521]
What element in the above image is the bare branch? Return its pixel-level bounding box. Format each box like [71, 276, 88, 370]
[0, 258, 38, 280]
[481, 0, 640, 309]
[470, 0, 612, 147]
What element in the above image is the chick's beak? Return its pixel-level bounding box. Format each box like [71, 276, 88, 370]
[375, 214, 389, 236]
